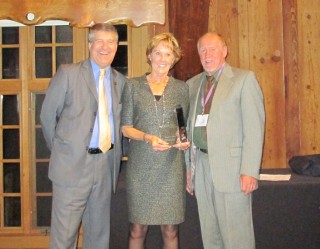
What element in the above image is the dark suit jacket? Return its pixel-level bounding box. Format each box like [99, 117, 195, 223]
[40, 59, 126, 191]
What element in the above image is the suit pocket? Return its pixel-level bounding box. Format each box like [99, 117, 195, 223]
[230, 146, 242, 157]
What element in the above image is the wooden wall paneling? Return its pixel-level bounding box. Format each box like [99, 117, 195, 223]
[208, 0, 240, 67]
[297, 0, 320, 154]
[209, 0, 286, 168]
[20, 27, 32, 234]
[237, 0, 250, 70]
[129, 26, 150, 77]
[0, 236, 49, 248]
[168, 0, 209, 81]
[283, 0, 301, 161]
[246, 0, 286, 168]
[73, 28, 89, 64]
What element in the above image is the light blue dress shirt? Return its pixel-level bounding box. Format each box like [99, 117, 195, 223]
[89, 60, 114, 148]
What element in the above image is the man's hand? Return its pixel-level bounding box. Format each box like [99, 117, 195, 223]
[186, 170, 194, 195]
[240, 175, 258, 195]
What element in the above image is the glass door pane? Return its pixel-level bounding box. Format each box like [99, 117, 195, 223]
[0, 94, 21, 228]
[1, 27, 19, 79]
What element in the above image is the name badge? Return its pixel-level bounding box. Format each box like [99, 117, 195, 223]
[195, 114, 208, 127]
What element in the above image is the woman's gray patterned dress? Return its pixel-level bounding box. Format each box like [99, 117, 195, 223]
[121, 74, 189, 225]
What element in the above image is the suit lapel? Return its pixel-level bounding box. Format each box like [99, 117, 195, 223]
[81, 59, 98, 101]
[189, 74, 206, 139]
[111, 69, 121, 106]
[210, 64, 234, 113]
[111, 69, 124, 142]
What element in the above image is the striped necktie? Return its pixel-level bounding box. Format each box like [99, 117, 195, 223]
[205, 74, 215, 97]
[98, 68, 112, 153]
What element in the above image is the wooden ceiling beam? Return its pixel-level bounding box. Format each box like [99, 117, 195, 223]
[0, 0, 165, 27]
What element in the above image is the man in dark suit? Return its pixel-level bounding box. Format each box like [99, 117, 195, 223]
[40, 24, 126, 249]
[186, 33, 265, 249]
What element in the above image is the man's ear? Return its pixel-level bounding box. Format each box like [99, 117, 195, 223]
[223, 46, 228, 58]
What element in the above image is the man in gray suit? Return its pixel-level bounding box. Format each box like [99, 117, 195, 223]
[40, 24, 126, 249]
[186, 33, 265, 249]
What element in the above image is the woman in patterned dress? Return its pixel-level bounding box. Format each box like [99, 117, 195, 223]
[121, 33, 190, 249]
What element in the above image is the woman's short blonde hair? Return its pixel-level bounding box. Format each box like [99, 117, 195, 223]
[146, 33, 182, 67]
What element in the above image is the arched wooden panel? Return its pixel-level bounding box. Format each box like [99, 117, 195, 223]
[0, 0, 165, 27]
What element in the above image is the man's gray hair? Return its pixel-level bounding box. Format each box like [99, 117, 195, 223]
[88, 23, 119, 43]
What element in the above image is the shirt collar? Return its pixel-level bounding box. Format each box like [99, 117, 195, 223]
[90, 59, 111, 78]
[205, 62, 226, 78]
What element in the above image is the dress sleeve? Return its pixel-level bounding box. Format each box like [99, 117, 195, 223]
[120, 80, 134, 127]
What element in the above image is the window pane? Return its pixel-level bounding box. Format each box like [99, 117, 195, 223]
[115, 25, 127, 42]
[4, 197, 21, 226]
[35, 26, 52, 43]
[56, 26, 73, 43]
[2, 27, 19, 44]
[3, 163, 20, 193]
[35, 93, 45, 125]
[35, 47, 52, 78]
[36, 196, 52, 227]
[56, 46, 73, 69]
[36, 128, 50, 158]
[2, 95, 19, 125]
[3, 129, 20, 159]
[36, 162, 52, 193]
[112, 45, 128, 76]
[2, 48, 19, 79]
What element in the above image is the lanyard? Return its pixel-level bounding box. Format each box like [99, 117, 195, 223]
[201, 63, 225, 112]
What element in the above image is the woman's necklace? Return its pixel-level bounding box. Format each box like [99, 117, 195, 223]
[153, 93, 165, 128]
[147, 75, 169, 129]
[147, 75, 169, 95]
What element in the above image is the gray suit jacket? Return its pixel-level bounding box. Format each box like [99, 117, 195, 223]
[186, 63, 265, 193]
[40, 59, 126, 191]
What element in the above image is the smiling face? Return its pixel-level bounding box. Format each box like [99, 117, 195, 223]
[198, 33, 228, 75]
[148, 41, 175, 75]
[88, 30, 118, 68]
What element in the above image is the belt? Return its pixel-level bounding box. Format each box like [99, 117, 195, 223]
[88, 144, 113, 154]
[199, 148, 208, 154]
